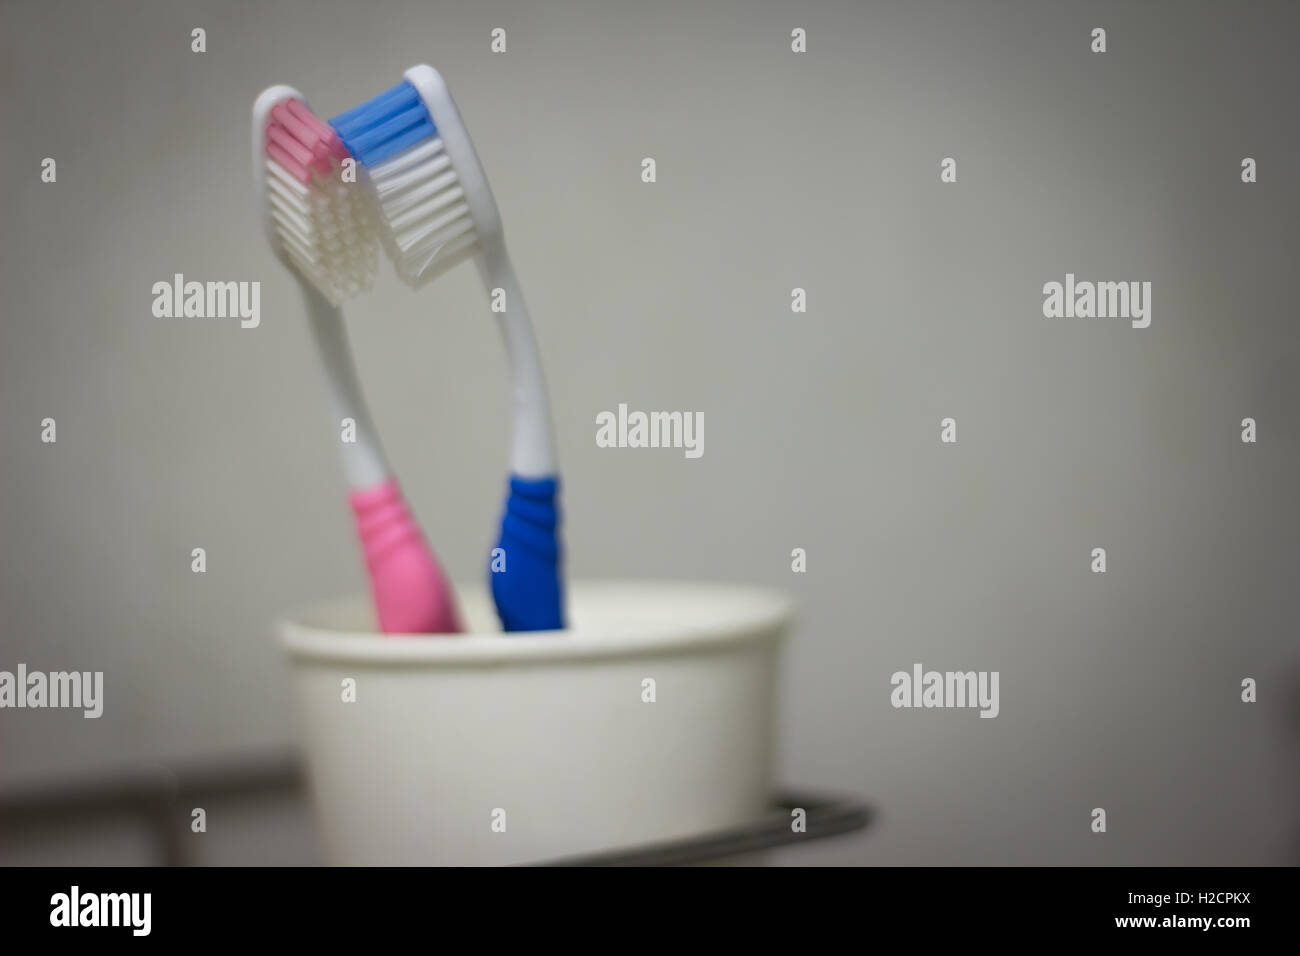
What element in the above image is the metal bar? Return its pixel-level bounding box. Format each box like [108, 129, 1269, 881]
[539, 791, 873, 866]
[0, 754, 870, 866]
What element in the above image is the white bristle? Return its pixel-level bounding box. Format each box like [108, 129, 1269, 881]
[264, 157, 379, 305]
[365, 137, 480, 287]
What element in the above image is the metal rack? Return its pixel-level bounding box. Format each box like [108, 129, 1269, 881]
[544, 792, 872, 866]
[0, 752, 871, 866]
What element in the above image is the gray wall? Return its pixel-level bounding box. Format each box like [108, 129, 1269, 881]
[1, 0, 1297, 865]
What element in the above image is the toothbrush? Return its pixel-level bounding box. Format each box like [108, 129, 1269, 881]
[329, 66, 565, 632]
[252, 85, 463, 634]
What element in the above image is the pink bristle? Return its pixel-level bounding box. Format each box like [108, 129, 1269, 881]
[264, 99, 341, 181]
[267, 140, 311, 184]
[286, 99, 350, 163]
[275, 100, 341, 176]
[270, 102, 317, 150]
[267, 123, 314, 166]
[286, 99, 330, 139]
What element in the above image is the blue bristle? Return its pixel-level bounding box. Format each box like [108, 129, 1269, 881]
[329, 80, 437, 168]
[329, 81, 417, 133]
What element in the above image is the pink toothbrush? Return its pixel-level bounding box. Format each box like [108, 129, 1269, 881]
[252, 85, 462, 633]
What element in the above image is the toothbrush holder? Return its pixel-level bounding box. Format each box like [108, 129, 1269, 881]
[278, 579, 792, 865]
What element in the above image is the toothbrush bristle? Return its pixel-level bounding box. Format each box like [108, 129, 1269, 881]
[263, 98, 379, 304]
[330, 81, 480, 287]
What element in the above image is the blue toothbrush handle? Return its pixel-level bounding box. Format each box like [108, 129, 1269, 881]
[491, 475, 565, 631]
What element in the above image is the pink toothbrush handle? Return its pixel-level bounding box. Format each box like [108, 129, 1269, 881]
[349, 478, 463, 634]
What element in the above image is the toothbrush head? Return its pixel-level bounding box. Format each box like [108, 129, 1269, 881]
[252, 85, 379, 304]
[329, 65, 502, 287]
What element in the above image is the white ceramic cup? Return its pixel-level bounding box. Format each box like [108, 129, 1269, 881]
[279, 579, 793, 865]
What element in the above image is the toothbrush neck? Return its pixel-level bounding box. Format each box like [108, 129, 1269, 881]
[477, 249, 558, 479]
[300, 280, 391, 489]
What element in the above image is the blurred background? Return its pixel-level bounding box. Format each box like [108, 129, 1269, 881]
[1, 0, 1297, 865]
